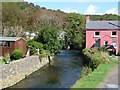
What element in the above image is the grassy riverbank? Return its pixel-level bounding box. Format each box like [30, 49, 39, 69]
[72, 57, 118, 88]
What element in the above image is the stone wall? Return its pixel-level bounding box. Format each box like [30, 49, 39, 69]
[0, 55, 53, 89]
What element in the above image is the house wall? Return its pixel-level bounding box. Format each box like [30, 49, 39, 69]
[118, 31, 120, 53]
[15, 38, 26, 57]
[86, 29, 119, 53]
[0, 38, 26, 57]
[0, 42, 15, 56]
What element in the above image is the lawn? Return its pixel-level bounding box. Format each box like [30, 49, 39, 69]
[72, 58, 118, 88]
[0, 61, 5, 64]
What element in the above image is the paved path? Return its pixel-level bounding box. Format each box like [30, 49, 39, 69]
[98, 64, 119, 89]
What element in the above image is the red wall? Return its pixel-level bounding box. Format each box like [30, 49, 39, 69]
[86, 29, 119, 54]
[118, 31, 120, 53]
[0, 38, 26, 57]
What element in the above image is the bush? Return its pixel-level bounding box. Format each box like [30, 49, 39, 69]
[4, 54, 11, 64]
[4, 54, 11, 61]
[27, 40, 43, 55]
[39, 49, 51, 58]
[82, 48, 110, 70]
[118, 50, 120, 56]
[12, 49, 23, 60]
[81, 66, 92, 78]
[98, 46, 106, 52]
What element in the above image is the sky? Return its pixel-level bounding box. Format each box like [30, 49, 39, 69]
[24, 0, 119, 15]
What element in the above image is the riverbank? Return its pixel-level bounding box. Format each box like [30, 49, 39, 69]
[71, 57, 118, 88]
[0, 55, 53, 89]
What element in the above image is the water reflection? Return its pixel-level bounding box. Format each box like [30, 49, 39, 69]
[10, 50, 83, 88]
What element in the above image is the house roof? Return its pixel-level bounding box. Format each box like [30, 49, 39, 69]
[86, 21, 120, 30]
[0, 37, 22, 41]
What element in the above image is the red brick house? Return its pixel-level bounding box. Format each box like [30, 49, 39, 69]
[0, 37, 26, 57]
[86, 16, 120, 54]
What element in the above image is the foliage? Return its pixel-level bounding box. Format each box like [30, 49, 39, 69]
[117, 50, 120, 56]
[2, 2, 119, 37]
[39, 49, 51, 58]
[81, 66, 92, 78]
[82, 48, 110, 70]
[90, 14, 120, 21]
[67, 13, 85, 31]
[12, 49, 23, 60]
[36, 25, 62, 55]
[0, 61, 5, 64]
[4, 54, 11, 61]
[27, 40, 43, 55]
[64, 13, 85, 50]
[97, 46, 107, 52]
[72, 32, 85, 50]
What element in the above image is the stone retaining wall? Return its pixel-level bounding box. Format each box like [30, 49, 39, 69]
[0, 55, 53, 89]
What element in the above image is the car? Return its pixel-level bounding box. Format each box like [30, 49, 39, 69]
[104, 45, 116, 55]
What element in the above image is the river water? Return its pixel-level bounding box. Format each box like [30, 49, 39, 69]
[10, 50, 83, 88]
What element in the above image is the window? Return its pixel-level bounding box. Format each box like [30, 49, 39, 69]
[94, 39, 100, 47]
[94, 32, 100, 37]
[95, 32, 100, 35]
[3, 41, 7, 47]
[111, 31, 117, 37]
[104, 41, 108, 46]
[7, 41, 11, 47]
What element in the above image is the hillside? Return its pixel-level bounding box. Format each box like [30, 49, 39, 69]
[1, 2, 120, 37]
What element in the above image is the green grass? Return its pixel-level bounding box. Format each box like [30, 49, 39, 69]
[72, 61, 117, 88]
[0, 61, 5, 64]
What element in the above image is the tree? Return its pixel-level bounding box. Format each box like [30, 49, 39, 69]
[27, 40, 43, 55]
[36, 25, 62, 55]
[64, 13, 86, 50]
[72, 32, 85, 50]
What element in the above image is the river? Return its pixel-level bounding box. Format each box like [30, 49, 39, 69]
[9, 50, 83, 88]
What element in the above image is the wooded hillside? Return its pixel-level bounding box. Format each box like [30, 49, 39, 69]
[1, 2, 120, 37]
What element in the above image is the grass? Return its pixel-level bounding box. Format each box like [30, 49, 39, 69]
[0, 61, 5, 64]
[72, 60, 118, 88]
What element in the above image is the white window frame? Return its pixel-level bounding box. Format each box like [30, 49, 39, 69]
[111, 31, 117, 37]
[94, 32, 100, 37]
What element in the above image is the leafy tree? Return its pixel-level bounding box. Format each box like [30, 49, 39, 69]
[72, 32, 85, 50]
[27, 40, 43, 55]
[64, 13, 85, 50]
[36, 25, 62, 55]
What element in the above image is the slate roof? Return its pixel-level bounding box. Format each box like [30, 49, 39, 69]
[0, 37, 21, 41]
[86, 21, 120, 30]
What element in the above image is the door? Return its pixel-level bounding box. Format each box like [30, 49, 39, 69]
[94, 39, 100, 47]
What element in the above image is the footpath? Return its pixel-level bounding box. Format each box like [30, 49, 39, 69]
[98, 62, 119, 89]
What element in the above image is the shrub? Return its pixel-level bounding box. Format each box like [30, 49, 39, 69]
[82, 48, 110, 70]
[118, 50, 120, 56]
[98, 46, 106, 52]
[12, 49, 23, 60]
[4, 54, 11, 64]
[81, 66, 92, 78]
[27, 40, 43, 55]
[39, 49, 51, 58]
[4, 54, 11, 61]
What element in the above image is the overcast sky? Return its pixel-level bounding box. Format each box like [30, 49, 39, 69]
[25, 0, 119, 15]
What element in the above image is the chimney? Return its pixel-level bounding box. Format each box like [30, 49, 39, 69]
[86, 15, 90, 22]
